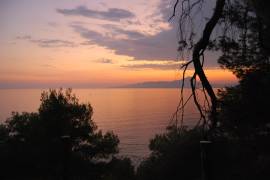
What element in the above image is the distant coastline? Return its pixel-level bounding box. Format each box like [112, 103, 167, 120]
[116, 78, 236, 88]
[0, 78, 236, 89]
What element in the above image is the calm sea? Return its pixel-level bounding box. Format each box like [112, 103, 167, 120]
[0, 88, 202, 163]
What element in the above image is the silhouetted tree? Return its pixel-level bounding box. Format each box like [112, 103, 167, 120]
[0, 89, 134, 180]
[136, 127, 202, 180]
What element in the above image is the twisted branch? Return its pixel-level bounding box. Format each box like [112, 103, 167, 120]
[170, 0, 226, 132]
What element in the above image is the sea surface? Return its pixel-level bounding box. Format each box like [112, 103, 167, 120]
[0, 88, 203, 163]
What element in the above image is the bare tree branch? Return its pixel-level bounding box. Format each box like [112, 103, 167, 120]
[191, 0, 225, 130]
[170, 0, 226, 133]
[169, 0, 179, 21]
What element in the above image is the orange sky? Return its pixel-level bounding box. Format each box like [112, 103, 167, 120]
[0, 0, 237, 88]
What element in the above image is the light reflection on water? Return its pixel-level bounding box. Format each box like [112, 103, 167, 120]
[0, 88, 204, 162]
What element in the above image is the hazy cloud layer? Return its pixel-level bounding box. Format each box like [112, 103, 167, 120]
[68, 1, 220, 67]
[54, 1, 180, 61]
[59, 1, 219, 67]
[17, 35, 76, 48]
[65, 1, 183, 61]
[57, 6, 135, 21]
[71, 24, 179, 61]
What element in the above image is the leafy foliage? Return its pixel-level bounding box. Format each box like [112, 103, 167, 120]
[210, 0, 270, 78]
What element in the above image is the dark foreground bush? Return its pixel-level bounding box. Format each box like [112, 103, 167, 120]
[136, 126, 202, 180]
[137, 125, 270, 180]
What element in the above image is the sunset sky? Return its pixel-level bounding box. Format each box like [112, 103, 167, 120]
[0, 0, 237, 88]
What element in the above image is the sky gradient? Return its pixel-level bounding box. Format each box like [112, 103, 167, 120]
[0, 0, 236, 88]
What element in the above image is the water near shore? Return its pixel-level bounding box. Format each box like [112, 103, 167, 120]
[0, 88, 202, 162]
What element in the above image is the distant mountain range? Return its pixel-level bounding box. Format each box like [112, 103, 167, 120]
[118, 78, 235, 88]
